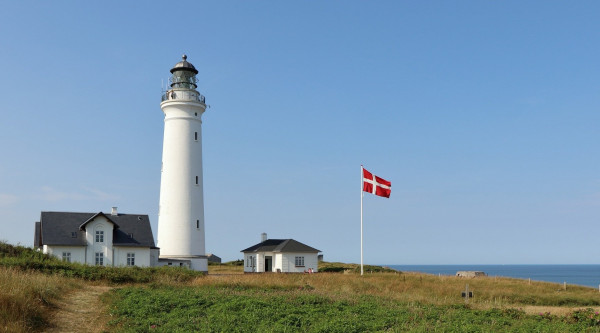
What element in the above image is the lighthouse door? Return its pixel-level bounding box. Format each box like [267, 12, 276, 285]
[265, 256, 272, 272]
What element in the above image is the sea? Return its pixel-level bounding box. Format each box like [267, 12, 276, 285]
[386, 265, 600, 289]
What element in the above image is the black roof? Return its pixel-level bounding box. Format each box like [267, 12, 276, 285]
[34, 222, 41, 248]
[170, 54, 198, 74]
[37, 211, 155, 248]
[241, 239, 320, 253]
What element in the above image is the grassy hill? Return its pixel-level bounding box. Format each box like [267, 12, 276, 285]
[2, 241, 600, 332]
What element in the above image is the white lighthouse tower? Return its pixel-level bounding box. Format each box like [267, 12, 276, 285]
[157, 55, 208, 272]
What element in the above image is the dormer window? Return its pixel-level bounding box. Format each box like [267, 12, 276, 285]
[71, 232, 77, 238]
[95, 230, 104, 243]
[128, 233, 133, 239]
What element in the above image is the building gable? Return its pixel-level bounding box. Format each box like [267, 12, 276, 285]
[79, 212, 119, 231]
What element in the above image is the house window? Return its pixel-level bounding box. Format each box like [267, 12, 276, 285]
[127, 253, 135, 266]
[95, 252, 104, 266]
[71, 232, 77, 238]
[95, 230, 104, 243]
[128, 233, 133, 239]
[62, 252, 71, 262]
[295, 256, 305, 267]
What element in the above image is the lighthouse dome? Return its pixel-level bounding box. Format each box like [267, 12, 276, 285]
[170, 54, 198, 74]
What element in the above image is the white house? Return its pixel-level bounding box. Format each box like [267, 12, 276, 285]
[34, 208, 158, 267]
[241, 234, 321, 273]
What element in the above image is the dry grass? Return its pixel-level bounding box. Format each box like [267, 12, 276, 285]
[207, 264, 244, 275]
[195, 269, 600, 316]
[44, 285, 112, 333]
[0, 266, 79, 333]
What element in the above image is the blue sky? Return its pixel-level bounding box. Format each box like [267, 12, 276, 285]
[0, 1, 598, 264]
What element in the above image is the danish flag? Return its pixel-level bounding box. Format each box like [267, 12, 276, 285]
[362, 167, 391, 198]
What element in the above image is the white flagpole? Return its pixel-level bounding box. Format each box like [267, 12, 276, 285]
[360, 165, 364, 276]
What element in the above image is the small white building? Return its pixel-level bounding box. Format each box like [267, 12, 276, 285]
[241, 234, 320, 273]
[34, 209, 158, 267]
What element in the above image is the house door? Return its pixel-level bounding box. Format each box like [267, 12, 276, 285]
[265, 256, 272, 272]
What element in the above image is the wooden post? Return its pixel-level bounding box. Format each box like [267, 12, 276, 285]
[464, 284, 469, 304]
[563, 282, 566, 290]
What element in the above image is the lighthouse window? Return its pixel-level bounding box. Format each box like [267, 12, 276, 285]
[196, 220, 199, 229]
[195, 176, 198, 185]
[194, 132, 198, 141]
[195, 112, 198, 116]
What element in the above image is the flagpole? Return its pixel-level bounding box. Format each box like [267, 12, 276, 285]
[360, 165, 364, 276]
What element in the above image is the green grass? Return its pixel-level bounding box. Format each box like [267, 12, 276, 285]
[2, 241, 600, 332]
[106, 284, 600, 332]
[0, 241, 202, 332]
[318, 261, 398, 273]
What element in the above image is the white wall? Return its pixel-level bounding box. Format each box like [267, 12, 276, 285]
[113, 247, 151, 267]
[280, 253, 319, 273]
[150, 248, 160, 267]
[84, 216, 114, 266]
[244, 254, 256, 273]
[43, 245, 86, 264]
[157, 95, 207, 264]
[256, 253, 264, 272]
[244, 252, 319, 273]
[155, 259, 191, 268]
[274, 253, 283, 272]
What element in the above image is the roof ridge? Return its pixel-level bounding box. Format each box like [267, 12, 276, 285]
[273, 239, 290, 252]
[79, 212, 120, 230]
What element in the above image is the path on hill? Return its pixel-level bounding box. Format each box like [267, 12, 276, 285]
[44, 285, 113, 333]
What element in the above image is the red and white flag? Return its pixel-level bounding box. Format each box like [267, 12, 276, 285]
[362, 167, 391, 198]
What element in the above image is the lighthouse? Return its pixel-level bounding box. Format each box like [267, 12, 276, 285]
[157, 55, 208, 272]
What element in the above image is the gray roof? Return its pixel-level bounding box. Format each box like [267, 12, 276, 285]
[37, 211, 155, 248]
[241, 239, 320, 253]
[34, 222, 41, 248]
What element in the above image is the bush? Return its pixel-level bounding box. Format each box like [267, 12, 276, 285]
[0, 241, 203, 284]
